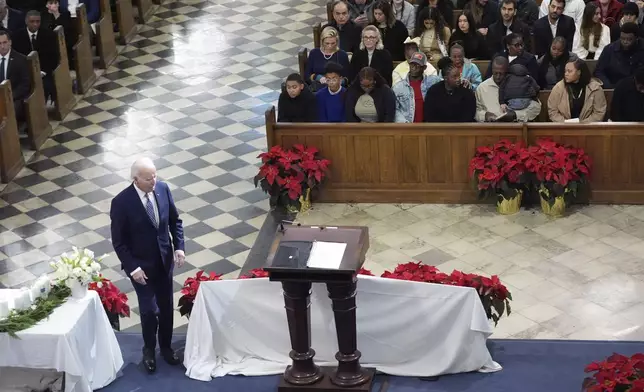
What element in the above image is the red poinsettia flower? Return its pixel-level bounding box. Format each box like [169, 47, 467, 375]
[238, 268, 270, 279]
[89, 277, 130, 318]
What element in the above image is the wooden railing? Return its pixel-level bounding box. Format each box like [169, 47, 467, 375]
[265, 107, 644, 204]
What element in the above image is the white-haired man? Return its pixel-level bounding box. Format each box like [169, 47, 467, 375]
[110, 157, 185, 374]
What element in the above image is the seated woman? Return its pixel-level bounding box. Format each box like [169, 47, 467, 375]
[573, 2, 611, 60]
[305, 26, 350, 92]
[548, 58, 607, 122]
[392, 37, 438, 85]
[42, 0, 74, 63]
[390, 0, 415, 36]
[345, 66, 396, 122]
[439, 43, 482, 90]
[277, 74, 318, 122]
[416, 0, 455, 29]
[350, 25, 394, 86]
[370, 0, 408, 61]
[424, 57, 476, 122]
[415, 7, 451, 63]
[486, 33, 539, 81]
[448, 12, 489, 60]
[537, 37, 576, 90]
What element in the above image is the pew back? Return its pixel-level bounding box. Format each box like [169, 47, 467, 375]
[115, 0, 137, 44]
[265, 107, 644, 204]
[53, 26, 75, 121]
[24, 52, 52, 150]
[0, 80, 23, 183]
[73, 4, 97, 94]
[132, 0, 155, 23]
[96, 0, 118, 69]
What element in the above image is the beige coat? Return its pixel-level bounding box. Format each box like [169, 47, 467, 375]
[547, 78, 607, 122]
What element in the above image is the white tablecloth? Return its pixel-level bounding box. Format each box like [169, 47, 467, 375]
[0, 290, 124, 392]
[184, 276, 501, 381]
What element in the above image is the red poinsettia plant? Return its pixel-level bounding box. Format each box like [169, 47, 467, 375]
[380, 262, 512, 326]
[469, 139, 528, 201]
[89, 277, 130, 318]
[178, 270, 222, 318]
[254, 144, 331, 209]
[523, 138, 592, 207]
[238, 268, 270, 279]
[583, 353, 644, 392]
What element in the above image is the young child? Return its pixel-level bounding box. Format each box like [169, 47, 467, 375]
[498, 64, 540, 113]
[277, 73, 318, 122]
[316, 62, 346, 122]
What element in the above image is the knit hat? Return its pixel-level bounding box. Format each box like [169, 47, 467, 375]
[408, 52, 427, 66]
[624, 2, 639, 17]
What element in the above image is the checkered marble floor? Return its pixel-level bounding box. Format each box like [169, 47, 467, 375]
[295, 203, 644, 341]
[0, 0, 325, 331]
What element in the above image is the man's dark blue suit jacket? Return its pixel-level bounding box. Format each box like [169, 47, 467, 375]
[110, 182, 184, 276]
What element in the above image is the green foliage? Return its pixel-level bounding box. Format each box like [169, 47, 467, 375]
[0, 284, 71, 338]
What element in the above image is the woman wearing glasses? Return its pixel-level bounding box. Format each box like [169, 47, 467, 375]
[349, 26, 394, 86]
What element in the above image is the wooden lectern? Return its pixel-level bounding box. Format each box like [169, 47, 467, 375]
[264, 225, 375, 392]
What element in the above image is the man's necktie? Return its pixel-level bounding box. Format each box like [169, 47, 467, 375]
[0, 57, 6, 81]
[145, 194, 158, 228]
[31, 34, 37, 51]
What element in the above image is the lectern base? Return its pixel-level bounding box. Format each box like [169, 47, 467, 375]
[278, 367, 376, 392]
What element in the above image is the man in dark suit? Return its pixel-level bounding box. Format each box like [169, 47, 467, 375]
[533, 0, 575, 57]
[328, 0, 362, 54]
[110, 157, 185, 374]
[0, 0, 25, 33]
[0, 30, 29, 122]
[12, 10, 58, 103]
[487, 0, 533, 54]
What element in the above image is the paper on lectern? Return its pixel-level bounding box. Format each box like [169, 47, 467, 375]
[306, 241, 346, 269]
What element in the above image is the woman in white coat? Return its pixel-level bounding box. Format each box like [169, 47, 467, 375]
[573, 2, 611, 60]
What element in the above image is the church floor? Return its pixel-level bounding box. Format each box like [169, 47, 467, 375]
[0, 0, 641, 341]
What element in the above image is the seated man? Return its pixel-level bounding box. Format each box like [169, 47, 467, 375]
[393, 52, 440, 123]
[475, 56, 541, 122]
[610, 2, 644, 42]
[611, 66, 644, 121]
[12, 10, 58, 103]
[533, 0, 576, 57]
[0, 30, 30, 123]
[328, 0, 362, 54]
[392, 37, 437, 86]
[277, 73, 318, 122]
[0, 0, 25, 33]
[595, 22, 644, 88]
[316, 62, 346, 123]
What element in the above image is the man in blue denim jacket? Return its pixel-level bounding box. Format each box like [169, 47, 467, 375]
[392, 52, 440, 123]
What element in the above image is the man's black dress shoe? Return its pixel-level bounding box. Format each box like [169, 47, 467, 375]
[160, 348, 181, 366]
[142, 347, 157, 374]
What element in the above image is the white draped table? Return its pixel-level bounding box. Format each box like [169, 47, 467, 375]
[184, 275, 501, 381]
[0, 289, 124, 392]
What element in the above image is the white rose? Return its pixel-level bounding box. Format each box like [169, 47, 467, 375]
[91, 262, 101, 272]
[84, 249, 94, 259]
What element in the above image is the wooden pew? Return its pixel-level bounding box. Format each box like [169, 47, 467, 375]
[265, 106, 644, 204]
[52, 26, 74, 121]
[132, 0, 155, 23]
[0, 80, 24, 183]
[537, 89, 613, 122]
[73, 4, 97, 94]
[96, 0, 118, 69]
[115, 0, 137, 45]
[24, 52, 52, 150]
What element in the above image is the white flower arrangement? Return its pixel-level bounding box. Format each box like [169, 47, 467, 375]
[49, 247, 107, 287]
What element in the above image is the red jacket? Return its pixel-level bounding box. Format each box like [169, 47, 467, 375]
[594, 0, 624, 27]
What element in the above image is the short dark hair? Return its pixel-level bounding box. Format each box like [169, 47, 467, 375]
[635, 67, 644, 85]
[624, 2, 639, 17]
[437, 56, 455, 75]
[26, 10, 41, 18]
[550, 0, 566, 9]
[504, 32, 523, 48]
[621, 22, 640, 35]
[285, 73, 304, 84]
[0, 30, 11, 41]
[492, 55, 509, 67]
[501, 0, 517, 9]
[324, 61, 343, 76]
